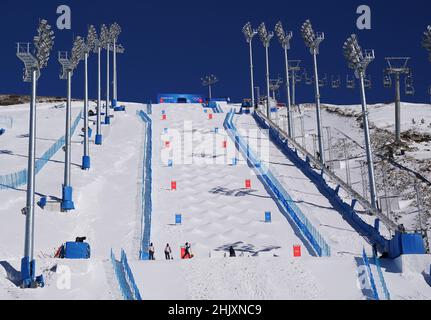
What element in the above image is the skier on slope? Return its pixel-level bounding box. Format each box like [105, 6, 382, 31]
[182, 242, 192, 259]
[149, 243, 155, 260]
[165, 244, 172, 260]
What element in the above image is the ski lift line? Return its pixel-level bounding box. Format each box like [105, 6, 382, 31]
[255, 109, 399, 231]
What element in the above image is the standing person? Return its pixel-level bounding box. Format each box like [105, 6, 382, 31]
[165, 244, 172, 260]
[149, 243, 155, 260]
[182, 242, 192, 259]
[229, 246, 236, 257]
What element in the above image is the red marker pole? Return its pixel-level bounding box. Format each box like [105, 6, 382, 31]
[162, 114, 167, 120]
[223, 141, 227, 149]
[208, 114, 213, 120]
[245, 179, 251, 189]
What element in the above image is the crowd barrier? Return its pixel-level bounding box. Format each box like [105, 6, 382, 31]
[111, 249, 142, 300]
[224, 110, 331, 257]
[137, 110, 153, 260]
[0, 110, 82, 190]
[373, 249, 391, 300]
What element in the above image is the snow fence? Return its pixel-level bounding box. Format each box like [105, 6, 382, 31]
[111, 249, 142, 300]
[224, 110, 331, 257]
[137, 110, 153, 260]
[0, 110, 82, 190]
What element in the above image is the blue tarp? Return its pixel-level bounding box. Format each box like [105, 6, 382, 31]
[64, 242, 91, 259]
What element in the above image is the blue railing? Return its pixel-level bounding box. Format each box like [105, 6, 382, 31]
[111, 249, 142, 300]
[0, 110, 82, 190]
[224, 110, 331, 257]
[137, 110, 153, 260]
[362, 248, 379, 300]
[373, 250, 391, 300]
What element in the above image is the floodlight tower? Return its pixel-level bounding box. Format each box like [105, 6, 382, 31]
[257, 22, 274, 117]
[201, 74, 219, 100]
[242, 22, 258, 108]
[58, 36, 85, 212]
[93, 27, 103, 145]
[16, 19, 54, 289]
[384, 57, 411, 144]
[301, 19, 325, 164]
[110, 23, 122, 107]
[81, 25, 98, 170]
[422, 25, 431, 62]
[343, 34, 378, 209]
[288, 60, 301, 107]
[274, 21, 293, 137]
[100, 24, 112, 125]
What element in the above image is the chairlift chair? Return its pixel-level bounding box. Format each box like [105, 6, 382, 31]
[305, 72, 313, 85]
[318, 73, 327, 87]
[364, 75, 372, 89]
[383, 73, 392, 88]
[331, 75, 341, 89]
[346, 75, 355, 89]
[405, 74, 415, 96]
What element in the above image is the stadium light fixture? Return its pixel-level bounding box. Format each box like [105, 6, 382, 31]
[242, 22, 258, 108]
[384, 57, 411, 144]
[16, 19, 55, 289]
[58, 36, 85, 213]
[274, 21, 294, 137]
[343, 34, 378, 209]
[257, 22, 274, 117]
[201, 74, 219, 100]
[100, 24, 112, 124]
[422, 25, 431, 62]
[300, 19, 325, 164]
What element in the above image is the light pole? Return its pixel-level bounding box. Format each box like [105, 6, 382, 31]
[274, 21, 293, 138]
[100, 24, 111, 125]
[257, 22, 274, 118]
[384, 57, 411, 144]
[242, 22, 258, 109]
[301, 19, 325, 164]
[81, 25, 98, 169]
[58, 36, 85, 212]
[16, 19, 54, 289]
[201, 74, 219, 100]
[110, 23, 122, 107]
[343, 34, 378, 209]
[94, 27, 103, 145]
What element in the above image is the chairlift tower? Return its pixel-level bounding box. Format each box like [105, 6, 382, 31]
[301, 19, 325, 164]
[288, 60, 301, 107]
[384, 57, 411, 144]
[58, 36, 85, 213]
[343, 34, 378, 209]
[274, 21, 293, 137]
[16, 19, 55, 288]
[201, 74, 219, 100]
[243, 22, 258, 108]
[258, 22, 274, 117]
[269, 77, 283, 100]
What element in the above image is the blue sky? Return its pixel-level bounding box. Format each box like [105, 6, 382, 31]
[1, 0, 430, 105]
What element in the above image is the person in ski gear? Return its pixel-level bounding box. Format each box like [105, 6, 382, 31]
[229, 246, 236, 257]
[183, 242, 192, 259]
[165, 244, 172, 260]
[149, 243, 155, 260]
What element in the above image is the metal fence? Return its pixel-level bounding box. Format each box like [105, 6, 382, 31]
[0, 110, 82, 190]
[137, 110, 153, 260]
[224, 110, 331, 257]
[0, 115, 13, 129]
